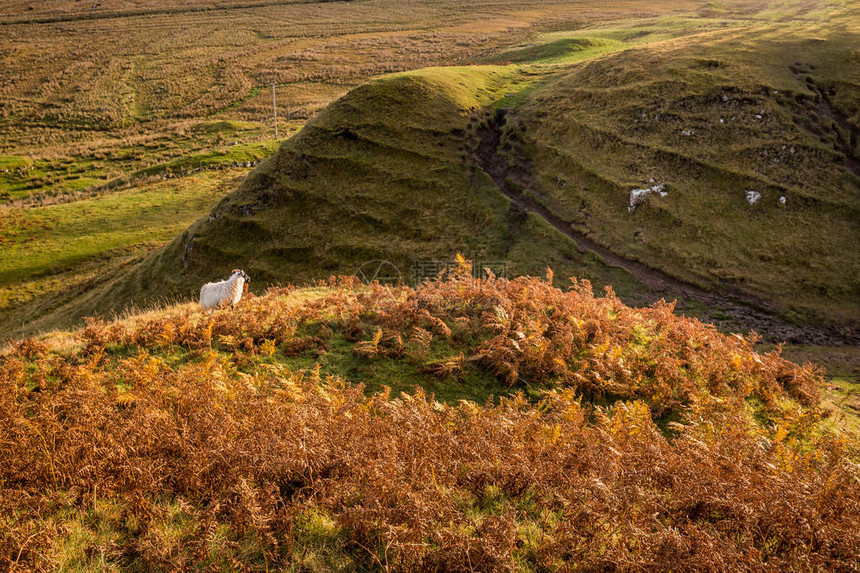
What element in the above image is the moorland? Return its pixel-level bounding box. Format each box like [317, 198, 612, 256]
[1, 0, 859, 569]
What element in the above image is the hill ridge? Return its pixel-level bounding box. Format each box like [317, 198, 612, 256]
[473, 107, 859, 346]
[6, 7, 859, 342]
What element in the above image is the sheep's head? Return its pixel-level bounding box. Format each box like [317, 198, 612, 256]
[232, 269, 251, 282]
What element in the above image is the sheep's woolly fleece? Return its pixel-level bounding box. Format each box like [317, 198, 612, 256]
[200, 269, 250, 311]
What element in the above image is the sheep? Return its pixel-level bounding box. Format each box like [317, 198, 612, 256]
[200, 269, 250, 312]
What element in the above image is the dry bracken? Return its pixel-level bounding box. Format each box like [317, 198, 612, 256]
[1, 271, 856, 570]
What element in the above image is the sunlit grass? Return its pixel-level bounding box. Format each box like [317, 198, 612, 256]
[0, 170, 239, 314]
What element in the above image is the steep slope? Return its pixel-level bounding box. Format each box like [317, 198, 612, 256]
[24, 66, 641, 335]
[514, 15, 860, 327]
[20, 7, 859, 339]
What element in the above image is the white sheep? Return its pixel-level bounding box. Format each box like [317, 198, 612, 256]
[199, 269, 250, 312]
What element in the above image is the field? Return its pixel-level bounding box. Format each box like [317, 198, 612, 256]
[1, 0, 685, 201]
[1, 0, 856, 404]
[0, 169, 251, 327]
[4, 0, 856, 337]
[516, 10, 860, 326]
[46, 0, 855, 334]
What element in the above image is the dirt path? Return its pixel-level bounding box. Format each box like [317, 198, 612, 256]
[473, 108, 858, 346]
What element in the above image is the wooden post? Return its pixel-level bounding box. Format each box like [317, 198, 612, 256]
[272, 83, 278, 139]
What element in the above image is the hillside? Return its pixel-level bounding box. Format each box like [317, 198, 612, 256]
[27, 3, 858, 344]
[3, 1, 859, 570]
[0, 0, 682, 202]
[22, 66, 642, 336]
[515, 14, 860, 328]
[3, 0, 707, 340]
[3, 271, 859, 570]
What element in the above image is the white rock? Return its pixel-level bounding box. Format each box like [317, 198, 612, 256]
[779, 196, 787, 205]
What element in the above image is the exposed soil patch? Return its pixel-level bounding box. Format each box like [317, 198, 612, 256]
[471, 108, 858, 346]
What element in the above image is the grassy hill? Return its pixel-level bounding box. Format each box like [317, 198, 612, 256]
[1, 0, 680, 203]
[515, 11, 860, 327]
[3, 2, 859, 570]
[29, 3, 857, 341]
[3, 272, 858, 570]
[21, 65, 643, 336]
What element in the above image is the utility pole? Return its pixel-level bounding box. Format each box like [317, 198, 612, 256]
[271, 82, 278, 139]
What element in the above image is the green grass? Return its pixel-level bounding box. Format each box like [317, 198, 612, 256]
[0, 0, 603, 203]
[49, 498, 135, 572]
[488, 36, 625, 65]
[0, 122, 277, 203]
[272, 331, 508, 405]
[43, 494, 250, 571]
[190, 119, 260, 135]
[0, 155, 30, 169]
[131, 140, 281, 178]
[514, 9, 860, 325]
[288, 508, 355, 570]
[0, 174, 228, 288]
[4, 0, 818, 207]
[13, 1, 859, 341]
[820, 377, 860, 436]
[0, 170, 242, 337]
[767, 343, 860, 436]
[25, 62, 654, 339]
[3, 0, 858, 362]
